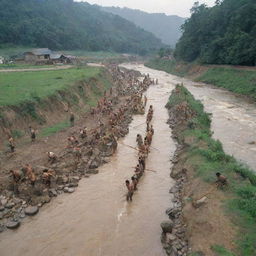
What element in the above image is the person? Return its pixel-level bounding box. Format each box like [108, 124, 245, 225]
[8, 137, 15, 152]
[131, 176, 138, 191]
[22, 164, 36, 186]
[136, 134, 143, 147]
[10, 169, 23, 183]
[216, 172, 227, 188]
[47, 151, 57, 164]
[79, 127, 87, 139]
[42, 168, 55, 186]
[139, 156, 145, 170]
[29, 126, 36, 142]
[70, 113, 75, 126]
[125, 180, 134, 202]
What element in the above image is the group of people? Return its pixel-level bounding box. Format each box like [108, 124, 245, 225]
[126, 104, 155, 202]
[6, 66, 155, 196]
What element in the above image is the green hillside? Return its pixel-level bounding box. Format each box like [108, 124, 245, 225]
[103, 7, 185, 47]
[0, 0, 164, 55]
[175, 0, 256, 65]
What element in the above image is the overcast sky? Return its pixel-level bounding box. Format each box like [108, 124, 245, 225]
[76, 0, 216, 17]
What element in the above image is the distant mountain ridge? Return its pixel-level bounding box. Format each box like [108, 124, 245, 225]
[0, 0, 164, 55]
[102, 7, 186, 47]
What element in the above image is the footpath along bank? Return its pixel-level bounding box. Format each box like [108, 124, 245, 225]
[161, 84, 256, 256]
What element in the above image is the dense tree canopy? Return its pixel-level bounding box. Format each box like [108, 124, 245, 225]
[174, 0, 256, 65]
[0, 0, 164, 55]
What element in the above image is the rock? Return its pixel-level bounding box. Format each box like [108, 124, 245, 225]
[67, 188, 75, 193]
[6, 221, 20, 229]
[63, 187, 69, 193]
[19, 212, 26, 218]
[5, 202, 15, 209]
[161, 220, 174, 233]
[1, 199, 8, 206]
[57, 185, 64, 190]
[71, 176, 80, 183]
[166, 207, 180, 219]
[49, 189, 58, 197]
[25, 206, 39, 216]
[166, 233, 177, 244]
[86, 169, 99, 175]
[0, 206, 5, 212]
[193, 197, 207, 208]
[0, 225, 5, 232]
[68, 183, 78, 188]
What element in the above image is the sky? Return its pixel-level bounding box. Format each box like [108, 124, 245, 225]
[75, 0, 216, 17]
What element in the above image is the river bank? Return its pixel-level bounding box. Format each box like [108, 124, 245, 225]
[145, 59, 256, 101]
[163, 84, 256, 256]
[0, 65, 155, 232]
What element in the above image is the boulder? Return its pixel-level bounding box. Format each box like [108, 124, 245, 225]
[166, 207, 180, 219]
[49, 189, 58, 197]
[161, 220, 174, 233]
[6, 221, 20, 229]
[67, 188, 75, 193]
[5, 202, 15, 209]
[25, 206, 39, 216]
[86, 169, 99, 175]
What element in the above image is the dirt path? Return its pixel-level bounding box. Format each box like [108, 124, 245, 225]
[0, 65, 73, 72]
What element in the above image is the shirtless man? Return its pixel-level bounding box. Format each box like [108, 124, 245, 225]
[136, 134, 143, 148]
[131, 176, 138, 191]
[70, 113, 75, 127]
[10, 169, 23, 183]
[216, 172, 228, 188]
[42, 168, 55, 186]
[22, 164, 36, 185]
[8, 136, 15, 152]
[29, 126, 36, 142]
[125, 180, 134, 202]
[139, 156, 145, 171]
[47, 151, 57, 164]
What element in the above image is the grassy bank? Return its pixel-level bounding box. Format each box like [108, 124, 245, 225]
[0, 67, 100, 106]
[167, 85, 256, 255]
[146, 58, 256, 100]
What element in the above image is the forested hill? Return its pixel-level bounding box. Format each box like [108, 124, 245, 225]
[102, 7, 185, 47]
[0, 0, 164, 55]
[175, 0, 256, 66]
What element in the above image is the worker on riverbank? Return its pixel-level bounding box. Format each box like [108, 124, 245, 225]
[8, 136, 15, 153]
[125, 180, 134, 202]
[131, 176, 138, 191]
[29, 126, 36, 142]
[70, 113, 75, 127]
[47, 151, 57, 164]
[22, 164, 36, 186]
[216, 172, 228, 188]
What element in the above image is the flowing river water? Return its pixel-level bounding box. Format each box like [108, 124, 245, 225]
[1, 64, 255, 256]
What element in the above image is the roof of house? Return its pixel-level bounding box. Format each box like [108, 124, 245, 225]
[25, 48, 52, 56]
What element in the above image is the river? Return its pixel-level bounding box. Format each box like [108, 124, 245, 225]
[0, 63, 255, 256]
[0, 67, 176, 256]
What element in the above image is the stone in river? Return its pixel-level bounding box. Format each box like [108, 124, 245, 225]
[25, 206, 39, 216]
[6, 221, 20, 229]
[161, 220, 174, 233]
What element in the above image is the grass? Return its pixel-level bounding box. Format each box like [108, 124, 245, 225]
[146, 58, 256, 100]
[196, 67, 256, 100]
[0, 66, 100, 106]
[39, 121, 70, 137]
[211, 245, 236, 256]
[167, 85, 256, 256]
[145, 58, 190, 77]
[0, 63, 59, 69]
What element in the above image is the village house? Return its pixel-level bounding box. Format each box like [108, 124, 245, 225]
[22, 48, 76, 64]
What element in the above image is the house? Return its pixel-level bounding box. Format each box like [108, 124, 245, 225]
[0, 56, 4, 64]
[23, 48, 52, 62]
[22, 48, 76, 64]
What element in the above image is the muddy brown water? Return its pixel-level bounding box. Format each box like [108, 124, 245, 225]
[125, 64, 256, 171]
[1, 63, 255, 256]
[0, 71, 176, 256]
